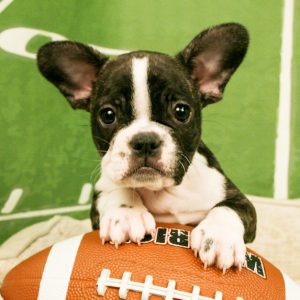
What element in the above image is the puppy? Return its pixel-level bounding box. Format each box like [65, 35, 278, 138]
[37, 23, 256, 272]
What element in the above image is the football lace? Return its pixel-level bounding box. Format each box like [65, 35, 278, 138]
[97, 268, 244, 300]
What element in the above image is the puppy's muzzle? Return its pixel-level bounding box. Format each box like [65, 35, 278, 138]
[129, 132, 162, 158]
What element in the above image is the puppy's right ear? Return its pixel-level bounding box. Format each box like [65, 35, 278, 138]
[37, 41, 108, 112]
[176, 23, 249, 107]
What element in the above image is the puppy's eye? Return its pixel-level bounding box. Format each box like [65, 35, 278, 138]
[99, 107, 116, 125]
[173, 103, 191, 123]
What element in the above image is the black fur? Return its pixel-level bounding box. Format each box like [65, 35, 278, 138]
[198, 142, 256, 242]
[91, 192, 100, 230]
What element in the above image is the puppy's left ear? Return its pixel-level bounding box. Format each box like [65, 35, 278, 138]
[176, 23, 249, 107]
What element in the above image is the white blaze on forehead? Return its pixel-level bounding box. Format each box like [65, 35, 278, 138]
[132, 57, 151, 120]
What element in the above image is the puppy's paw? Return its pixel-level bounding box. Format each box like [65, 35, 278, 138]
[191, 207, 246, 273]
[99, 206, 156, 247]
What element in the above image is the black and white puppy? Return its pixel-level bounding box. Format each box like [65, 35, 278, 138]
[37, 23, 256, 272]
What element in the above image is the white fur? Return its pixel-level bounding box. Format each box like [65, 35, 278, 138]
[137, 152, 226, 224]
[132, 57, 151, 120]
[191, 206, 246, 271]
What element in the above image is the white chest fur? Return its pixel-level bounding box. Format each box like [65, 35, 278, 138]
[137, 152, 226, 225]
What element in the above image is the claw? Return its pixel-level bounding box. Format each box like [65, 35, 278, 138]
[137, 239, 141, 246]
[238, 262, 243, 272]
[193, 249, 198, 257]
[204, 262, 208, 270]
[222, 267, 227, 275]
[151, 230, 156, 238]
[114, 242, 119, 249]
[101, 238, 106, 245]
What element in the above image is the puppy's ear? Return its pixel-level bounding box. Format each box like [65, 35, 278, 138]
[37, 41, 108, 112]
[176, 23, 249, 107]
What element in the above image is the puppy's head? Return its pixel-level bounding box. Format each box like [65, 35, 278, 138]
[37, 23, 248, 190]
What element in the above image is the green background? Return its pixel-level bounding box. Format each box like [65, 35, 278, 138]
[0, 0, 298, 243]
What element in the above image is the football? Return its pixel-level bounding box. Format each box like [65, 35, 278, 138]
[1, 223, 299, 300]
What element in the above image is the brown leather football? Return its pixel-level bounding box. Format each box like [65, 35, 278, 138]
[1, 223, 299, 299]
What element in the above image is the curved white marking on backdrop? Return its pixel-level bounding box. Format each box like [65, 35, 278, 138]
[0, 27, 129, 59]
[0, 27, 66, 59]
[0, 0, 14, 13]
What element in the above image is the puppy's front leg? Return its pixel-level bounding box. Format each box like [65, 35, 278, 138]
[191, 206, 246, 273]
[94, 188, 156, 246]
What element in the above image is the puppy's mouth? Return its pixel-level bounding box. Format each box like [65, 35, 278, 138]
[125, 165, 167, 180]
[120, 161, 175, 190]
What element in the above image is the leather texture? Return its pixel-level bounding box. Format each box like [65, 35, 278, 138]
[1, 223, 285, 300]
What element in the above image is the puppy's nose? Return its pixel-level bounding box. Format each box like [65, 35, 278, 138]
[129, 132, 162, 157]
